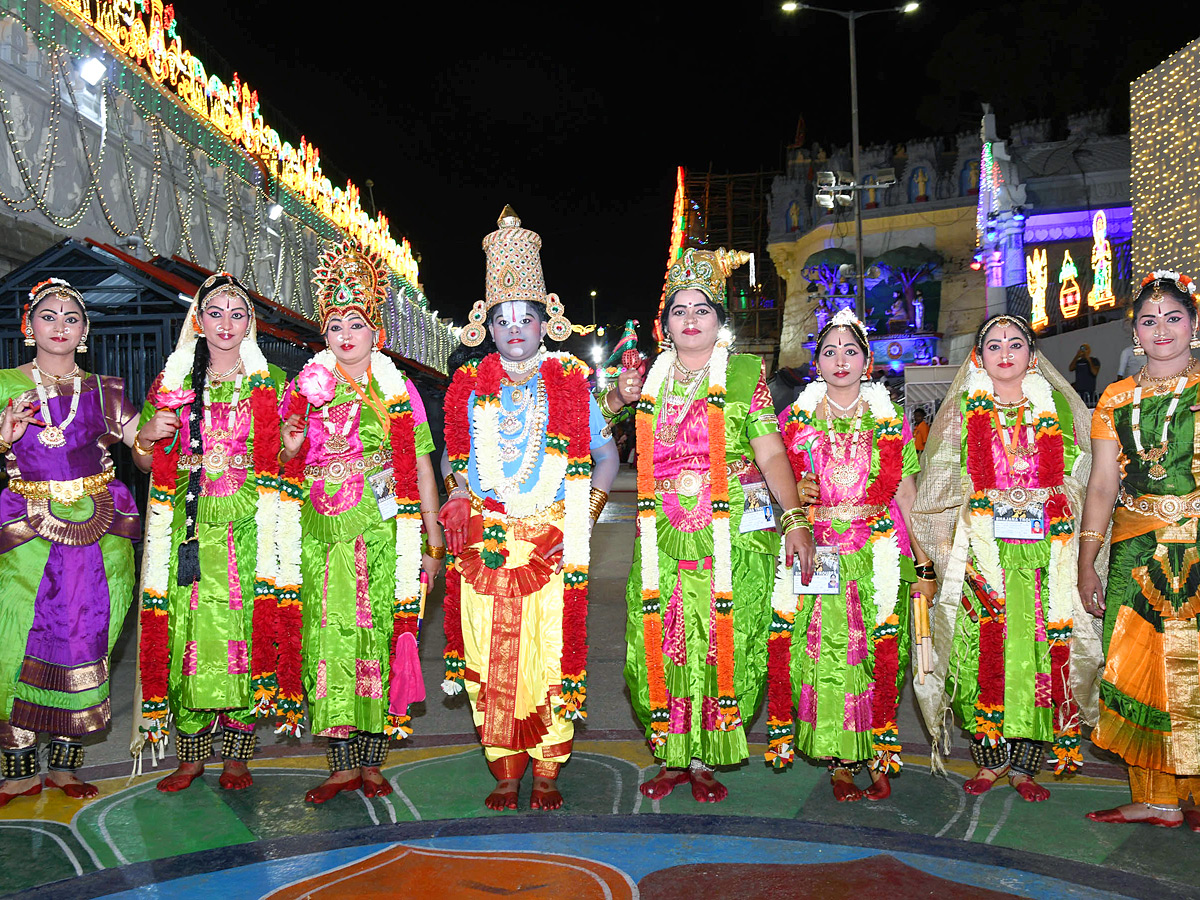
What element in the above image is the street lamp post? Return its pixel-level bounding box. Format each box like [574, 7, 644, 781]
[782, 2, 919, 321]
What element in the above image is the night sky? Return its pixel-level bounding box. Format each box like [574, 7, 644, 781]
[175, 1, 1194, 335]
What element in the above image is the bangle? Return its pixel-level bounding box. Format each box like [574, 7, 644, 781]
[779, 507, 809, 534]
[443, 473, 458, 494]
[425, 543, 446, 560]
[133, 435, 155, 456]
[915, 562, 936, 580]
[0, 440, 10, 454]
[589, 487, 609, 521]
[598, 387, 619, 423]
[1078, 530, 1106, 543]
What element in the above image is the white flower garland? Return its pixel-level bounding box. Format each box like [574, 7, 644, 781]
[638, 343, 731, 617]
[964, 363, 1072, 625]
[142, 332, 277, 645]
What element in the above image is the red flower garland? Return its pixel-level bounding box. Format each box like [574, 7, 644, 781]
[276, 390, 310, 728]
[544, 358, 592, 714]
[386, 406, 421, 735]
[138, 430, 178, 721]
[248, 383, 281, 714]
[441, 362, 479, 690]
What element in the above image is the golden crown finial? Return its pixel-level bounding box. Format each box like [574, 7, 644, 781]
[497, 204, 521, 228]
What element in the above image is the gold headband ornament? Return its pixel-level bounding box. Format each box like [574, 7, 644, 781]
[24, 277, 89, 351]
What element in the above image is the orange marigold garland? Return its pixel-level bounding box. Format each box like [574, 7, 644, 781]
[248, 379, 282, 716]
[636, 344, 737, 752]
[441, 361, 478, 694]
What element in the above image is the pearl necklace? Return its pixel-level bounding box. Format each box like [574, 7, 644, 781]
[1132, 370, 1191, 481]
[825, 390, 863, 415]
[492, 378, 548, 498]
[31, 363, 81, 449]
[206, 358, 243, 381]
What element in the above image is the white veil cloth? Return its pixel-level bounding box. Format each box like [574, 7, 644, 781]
[908, 354, 1106, 772]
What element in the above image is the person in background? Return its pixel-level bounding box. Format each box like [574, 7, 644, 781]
[912, 407, 930, 453]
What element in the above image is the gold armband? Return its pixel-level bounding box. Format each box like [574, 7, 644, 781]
[588, 487, 609, 522]
[425, 543, 447, 560]
[443, 473, 459, 495]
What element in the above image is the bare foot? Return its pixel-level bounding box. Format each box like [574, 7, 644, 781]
[963, 764, 1009, 795]
[864, 770, 891, 801]
[44, 770, 99, 799]
[0, 775, 41, 807]
[690, 767, 728, 803]
[529, 775, 563, 810]
[830, 768, 863, 803]
[484, 777, 520, 810]
[304, 769, 363, 804]
[1010, 773, 1049, 802]
[638, 767, 689, 800]
[217, 760, 253, 791]
[1087, 802, 1183, 827]
[157, 761, 205, 793]
[362, 766, 393, 798]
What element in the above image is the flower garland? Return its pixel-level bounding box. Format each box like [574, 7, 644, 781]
[440, 353, 593, 718]
[635, 344, 740, 752]
[766, 380, 907, 772]
[138, 338, 281, 741]
[279, 349, 424, 739]
[962, 364, 1077, 765]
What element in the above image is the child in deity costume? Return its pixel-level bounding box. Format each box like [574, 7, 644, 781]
[0, 279, 142, 805]
[1079, 272, 1200, 830]
[438, 207, 636, 811]
[775, 308, 932, 801]
[134, 274, 287, 792]
[624, 247, 812, 803]
[912, 314, 1101, 802]
[280, 239, 444, 803]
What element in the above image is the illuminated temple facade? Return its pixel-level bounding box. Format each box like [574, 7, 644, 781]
[0, 0, 454, 373]
[766, 107, 1132, 407]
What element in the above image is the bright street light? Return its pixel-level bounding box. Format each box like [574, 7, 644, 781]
[780, 1, 919, 319]
[591, 343, 605, 364]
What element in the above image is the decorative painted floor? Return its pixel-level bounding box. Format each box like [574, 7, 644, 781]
[1, 740, 1195, 899]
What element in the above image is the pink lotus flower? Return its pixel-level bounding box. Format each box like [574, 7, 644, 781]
[156, 388, 195, 410]
[297, 361, 336, 407]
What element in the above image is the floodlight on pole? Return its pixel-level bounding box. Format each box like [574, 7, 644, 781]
[780, 1, 919, 320]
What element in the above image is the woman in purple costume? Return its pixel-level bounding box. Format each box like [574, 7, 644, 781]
[0, 278, 143, 806]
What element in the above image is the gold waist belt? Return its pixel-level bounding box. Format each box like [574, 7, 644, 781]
[655, 458, 754, 498]
[470, 490, 566, 529]
[9, 470, 113, 505]
[811, 501, 886, 522]
[179, 451, 251, 473]
[1120, 488, 1200, 521]
[985, 485, 1056, 510]
[304, 450, 389, 482]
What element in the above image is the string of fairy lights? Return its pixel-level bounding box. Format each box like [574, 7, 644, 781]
[0, 10, 452, 371]
[1131, 37, 1200, 279]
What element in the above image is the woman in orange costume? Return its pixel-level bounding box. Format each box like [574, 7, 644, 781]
[1080, 270, 1200, 831]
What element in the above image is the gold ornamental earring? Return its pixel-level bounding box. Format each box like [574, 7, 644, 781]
[1132, 333, 1145, 356]
[1191, 328, 1200, 350]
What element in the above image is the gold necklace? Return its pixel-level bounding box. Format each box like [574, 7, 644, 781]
[206, 358, 243, 381]
[824, 396, 866, 488]
[1138, 356, 1198, 396]
[31, 360, 81, 384]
